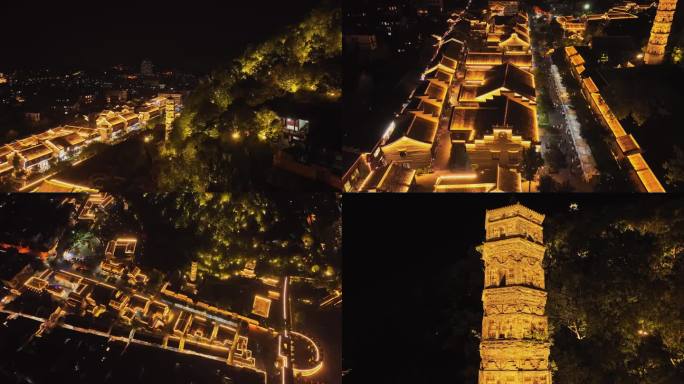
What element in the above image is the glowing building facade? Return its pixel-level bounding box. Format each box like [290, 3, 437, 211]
[644, 0, 679, 65]
[479, 204, 551, 384]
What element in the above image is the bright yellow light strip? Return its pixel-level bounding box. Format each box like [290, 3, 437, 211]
[436, 173, 478, 182]
[290, 331, 323, 377]
[283, 276, 288, 321]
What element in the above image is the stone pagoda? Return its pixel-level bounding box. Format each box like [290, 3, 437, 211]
[479, 203, 551, 384]
[645, 0, 679, 65]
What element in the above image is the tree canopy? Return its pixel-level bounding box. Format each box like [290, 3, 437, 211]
[141, 193, 341, 287]
[545, 198, 684, 383]
[156, 2, 341, 191]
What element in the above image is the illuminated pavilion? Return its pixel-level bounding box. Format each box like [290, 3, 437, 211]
[479, 204, 551, 384]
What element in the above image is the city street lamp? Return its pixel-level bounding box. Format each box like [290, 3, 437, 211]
[583, 3, 591, 11]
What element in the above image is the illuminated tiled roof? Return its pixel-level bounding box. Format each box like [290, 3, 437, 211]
[459, 85, 480, 101]
[0, 145, 12, 159]
[434, 170, 497, 192]
[451, 96, 536, 141]
[616, 134, 640, 154]
[467, 52, 503, 66]
[138, 104, 160, 113]
[627, 153, 665, 193]
[425, 82, 446, 102]
[107, 115, 126, 125]
[407, 115, 438, 144]
[504, 53, 532, 67]
[122, 112, 139, 124]
[627, 153, 649, 171]
[50, 133, 86, 148]
[441, 39, 463, 61]
[0, 164, 12, 175]
[360, 162, 416, 192]
[569, 54, 585, 67]
[465, 69, 489, 82]
[433, 69, 453, 83]
[440, 56, 458, 70]
[20, 144, 53, 161]
[575, 65, 586, 75]
[636, 169, 665, 192]
[486, 202, 545, 225]
[582, 77, 599, 94]
[476, 63, 535, 102]
[33, 179, 98, 193]
[564, 46, 579, 57]
[500, 31, 529, 46]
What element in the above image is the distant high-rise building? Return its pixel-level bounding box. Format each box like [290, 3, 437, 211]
[644, 0, 679, 65]
[141, 59, 154, 76]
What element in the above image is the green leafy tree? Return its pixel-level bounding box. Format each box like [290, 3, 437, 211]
[156, 3, 340, 191]
[663, 146, 684, 191]
[545, 199, 684, 383]
[538, 175, 558, 192]
[254, 108, 281, 142]
[521, 146, 544, 192]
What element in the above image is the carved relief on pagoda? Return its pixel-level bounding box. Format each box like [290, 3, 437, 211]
[480, 370, 551, 384]
[482, 238, 546, 263]
[655, 13, 675, 23]
[483, 261, 545, 289]
[482, 287, 547, 315]
[645, 0, 679, 65]
[482, 313, 548, 340]
[657, 0, 678, 11]
[652, 23, 673, 34]
[479, 340, 551, 370]
[649, 34, 670, 45]
[646, 47, 666, 58]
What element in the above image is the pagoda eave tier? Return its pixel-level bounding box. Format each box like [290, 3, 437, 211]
[479, 370, 551, 384]
[485, 204, 545, 224]
[480, 340, 551, 369]
[482, 237, 546, 261]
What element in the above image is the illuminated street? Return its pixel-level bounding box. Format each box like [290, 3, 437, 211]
[344, 0, 683, 192]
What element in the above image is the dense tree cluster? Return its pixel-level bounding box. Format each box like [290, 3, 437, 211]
[157, 2, 341, 191]
[143, 193, 341, 287]
[545, 199, 684, 383]
[663, 146, 684, 191]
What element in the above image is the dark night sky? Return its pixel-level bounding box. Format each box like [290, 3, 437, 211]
[342, 194, 677, 383]
[1, 0, 323, 72]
